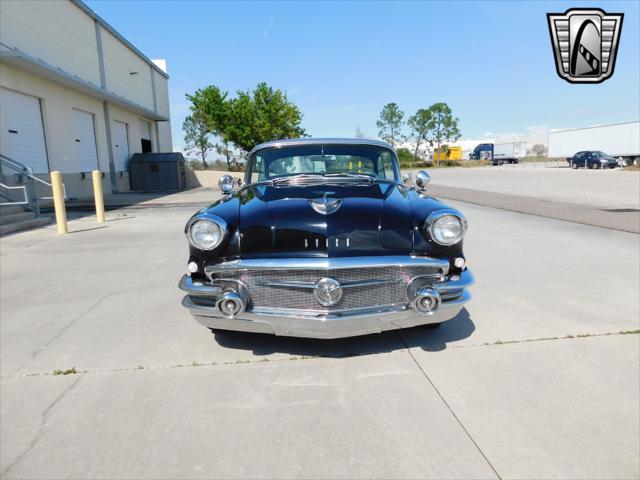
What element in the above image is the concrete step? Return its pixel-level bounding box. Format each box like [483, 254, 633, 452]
[0, 204, 25, 216]
[0, 211, 36, 226]
[0, 216, 51, 236]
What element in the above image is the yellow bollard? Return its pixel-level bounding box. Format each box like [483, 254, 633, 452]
[50, 171, 68, 234]
[92, 170, 105, 223]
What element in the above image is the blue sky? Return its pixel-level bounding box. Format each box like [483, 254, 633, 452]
[86, 0, 639, 150]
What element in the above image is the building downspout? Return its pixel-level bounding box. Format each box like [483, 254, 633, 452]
[149, 65, 162, 153]
[94, 20, 117, 192]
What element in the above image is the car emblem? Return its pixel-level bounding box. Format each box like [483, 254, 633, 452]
[313, 277, 343, 307]
[310, 197, 342, 215]
[547, 8, 623, 84]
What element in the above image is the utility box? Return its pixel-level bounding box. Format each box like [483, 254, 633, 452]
[129, 153, 185, 192]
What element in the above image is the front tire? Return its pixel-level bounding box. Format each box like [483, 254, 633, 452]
[571, 162, 578, 169]
[593, 162, 601, 169]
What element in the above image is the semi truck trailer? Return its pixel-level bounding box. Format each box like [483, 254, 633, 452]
[469, 142, 527, 165]
[548, 121, 640, 166]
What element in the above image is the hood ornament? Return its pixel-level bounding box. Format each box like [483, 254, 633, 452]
[310, 197, 342, 215]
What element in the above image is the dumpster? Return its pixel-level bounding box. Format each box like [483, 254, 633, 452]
[129, 153, 185, 192]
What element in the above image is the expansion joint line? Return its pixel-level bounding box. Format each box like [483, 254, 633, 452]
[396, 332, 502, 480]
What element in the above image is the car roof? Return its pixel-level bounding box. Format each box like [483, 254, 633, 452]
[248, 137, 394, 155]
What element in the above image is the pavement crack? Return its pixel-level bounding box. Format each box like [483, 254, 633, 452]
[5, 330, 637, 379]
[450, 329, 639, 350]
[396, 332, 503, 480]
[0, 374, 82, 477]
[8, 253, 183, 377]
[2, 353, 331, 379]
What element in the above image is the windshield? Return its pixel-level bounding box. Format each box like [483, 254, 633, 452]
[245, 143, 399, 184]
[595, 151, 615, 158]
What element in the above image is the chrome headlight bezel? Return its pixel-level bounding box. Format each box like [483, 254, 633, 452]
[185, 215, 228, 251]
[425, 209, 468, 246]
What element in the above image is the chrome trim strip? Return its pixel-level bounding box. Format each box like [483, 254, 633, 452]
[258, 278, 401, 289]
[433, 270, 475, 292]
[182, 289, 471, 339]
[205, 256, 449, 276]
[248, 137, 394, 156]
[242, 303, 410, 319]
[179, 275, 224, 296]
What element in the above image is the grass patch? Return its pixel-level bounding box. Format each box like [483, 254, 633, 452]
[52, 367, 77, 376]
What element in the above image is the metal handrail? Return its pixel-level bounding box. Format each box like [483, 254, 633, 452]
[0, 154, 29, 173]
[0, 182, 29, 205]
[27, 172, 66, 200]
[0, 154, 67, 215]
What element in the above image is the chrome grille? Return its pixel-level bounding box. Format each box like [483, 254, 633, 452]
[212, 266, 444, 312]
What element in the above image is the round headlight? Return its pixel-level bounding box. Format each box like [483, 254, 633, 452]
[427, 212, 466, 246]
[189, 219, 223, 250]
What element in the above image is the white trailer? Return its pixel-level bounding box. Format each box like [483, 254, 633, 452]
[548, 121, 640, 166]
[492, 142, 527, 165]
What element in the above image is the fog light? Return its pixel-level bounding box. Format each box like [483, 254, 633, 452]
[454, 257, 465, 269]
[215, 290, 246, 318]
[187, 261, 199, 273]
[411, 288, 441, 315]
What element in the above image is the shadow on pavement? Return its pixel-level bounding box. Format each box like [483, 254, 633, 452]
[397, 309, 475, 352]
[212, 309, 474, 358]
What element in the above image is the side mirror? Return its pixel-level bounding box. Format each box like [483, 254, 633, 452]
[402, 173, 412, 186]
[415, 170, 430, 191]
[218, 175, 235, 194]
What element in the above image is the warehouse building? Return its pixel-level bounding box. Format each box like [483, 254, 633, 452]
[0, 0, 172, 199]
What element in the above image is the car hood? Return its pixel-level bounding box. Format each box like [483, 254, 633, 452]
[236, 182, 415, 257]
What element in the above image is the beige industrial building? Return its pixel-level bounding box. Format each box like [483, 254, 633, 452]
[0, 0, 172, 199]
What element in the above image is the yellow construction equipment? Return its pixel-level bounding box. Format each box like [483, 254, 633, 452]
[433, 146, 463, 161]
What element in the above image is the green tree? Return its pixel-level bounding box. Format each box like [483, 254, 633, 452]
[226, 83, 306, 152]
[426, 103, 460, 164]
[183, 111, 213, 169]
[407, 108, 434, 168]
[530, 144, 547, 157]
[376, 103, 405, 147]
[396, 148, 414, 168]
[186, 86, 235, 169]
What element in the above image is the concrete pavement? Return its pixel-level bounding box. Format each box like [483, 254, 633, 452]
[427, 184, 640, 233]
[422, 165, 640, 210]
[1, 194, 639, 478]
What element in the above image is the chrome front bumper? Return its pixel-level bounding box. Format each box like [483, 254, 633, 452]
[179, 262, 474, 339]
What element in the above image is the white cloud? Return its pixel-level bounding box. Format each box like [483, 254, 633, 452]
[463, 125, 549, 147]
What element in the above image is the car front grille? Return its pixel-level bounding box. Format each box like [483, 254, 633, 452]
[211, 265, 444, 312]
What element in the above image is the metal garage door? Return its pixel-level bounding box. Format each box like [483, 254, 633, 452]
[112, 120, 130, 172]
[73, 109, 98, 172]
[0, 88, 49, 173]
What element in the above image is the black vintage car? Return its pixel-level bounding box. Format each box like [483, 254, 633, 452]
[179, 138, 474, 338]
